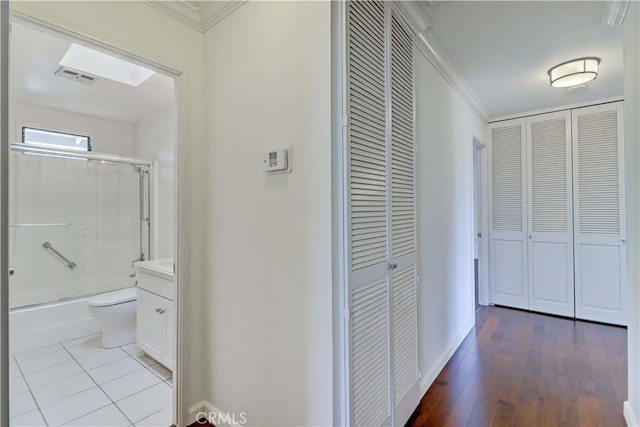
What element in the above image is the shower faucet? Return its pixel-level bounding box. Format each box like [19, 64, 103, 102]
[132, 253, 145, 266]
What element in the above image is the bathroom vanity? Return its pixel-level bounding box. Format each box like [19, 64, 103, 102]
[134, 259, 174, 371]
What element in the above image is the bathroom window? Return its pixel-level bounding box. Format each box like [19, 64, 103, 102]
[22, 127, 92, 152]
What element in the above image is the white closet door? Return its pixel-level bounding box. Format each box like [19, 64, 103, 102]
[346, 1, 391, 426]
[573, 102, 627, 325]
[389, 10, 419, 426]
[526, 111, 574, 317]
[489, 120, 528, 309]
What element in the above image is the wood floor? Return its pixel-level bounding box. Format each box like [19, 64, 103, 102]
[407, 306, 627, 427]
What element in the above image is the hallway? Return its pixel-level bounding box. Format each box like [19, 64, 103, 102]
[407, 306, 627, 426]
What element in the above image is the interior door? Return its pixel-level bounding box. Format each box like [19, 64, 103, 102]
[388, 9, 419, 426]
[0, 2, 9, 425]
[573, 102, 627, 325]
[346, 1, 391, 425]
[345, 2, 419, 426]
[488, 119, 528, 309]
[526, 111, 574, 317]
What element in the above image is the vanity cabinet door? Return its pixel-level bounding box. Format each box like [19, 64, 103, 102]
[137, 289, 164, 362]
[160, 297, 174, 370]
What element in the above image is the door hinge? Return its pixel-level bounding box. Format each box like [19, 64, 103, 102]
[416, 275, 420, 284]
[414, 145, 418, 154]
[344, 309, 351, 320]
[341, 116, 349, 127]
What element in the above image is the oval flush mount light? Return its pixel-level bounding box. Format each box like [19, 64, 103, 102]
[548, 57, 600, 88]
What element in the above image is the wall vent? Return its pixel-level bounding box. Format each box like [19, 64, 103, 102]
[54, 66, 98, 85]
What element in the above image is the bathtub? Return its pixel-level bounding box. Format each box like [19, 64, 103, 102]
[11, 293, 122, 355]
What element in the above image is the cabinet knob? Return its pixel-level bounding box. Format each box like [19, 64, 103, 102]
[158, 308, 165, 314]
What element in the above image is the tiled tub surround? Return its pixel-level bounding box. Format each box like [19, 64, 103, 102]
[9, 334, 172, 426]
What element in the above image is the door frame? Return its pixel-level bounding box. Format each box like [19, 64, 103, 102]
[1, 1, 10, 425]
[4, 11, 184, 425]
[472, 136, 488, 306]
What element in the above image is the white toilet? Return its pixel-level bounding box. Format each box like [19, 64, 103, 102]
[87, 287, 138, 348]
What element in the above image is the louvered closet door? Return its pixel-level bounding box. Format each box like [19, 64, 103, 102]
[346, 1, 391, 426]
[526, 111, 574, 317]
[346, 2, 418, 426]
[388, 10, 419, 427]
[488, 119, 528, 309]
[573, 102, 627, 325]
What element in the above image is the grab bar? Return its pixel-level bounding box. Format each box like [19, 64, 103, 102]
[42, 241, 77, 269]
[11, 223, 71, 227]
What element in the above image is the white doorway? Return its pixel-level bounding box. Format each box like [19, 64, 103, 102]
[4, 17, 180, 426]
[473, 137, 485, 309]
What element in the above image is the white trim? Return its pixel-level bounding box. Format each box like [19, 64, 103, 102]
[625, 401, 638, 426]
[414, 31, 489, 121]
[9, 10, 182, 78]
[489, 96, 624, 123]
[393, 1, 489, 122]
[188, 400, 244, 427]
[200, 1, 248, 32]
[7, 12, 184, 426]
[394, 1, 432, 34]
[419, 316, 475, 394]
[142, 0, 248, 33]
[141, 1, 202, 32]
[602, 0, 630, 26]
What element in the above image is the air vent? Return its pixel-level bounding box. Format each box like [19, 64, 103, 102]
[54, 66, 97, 85]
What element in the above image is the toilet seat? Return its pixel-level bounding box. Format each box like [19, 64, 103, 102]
[87, 287, 137, 307]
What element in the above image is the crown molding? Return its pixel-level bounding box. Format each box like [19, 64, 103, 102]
[199, 1, 248, 32]
[394, 1, 490, 121]
[602, 0, 630, 26]
[142, 0, 247, 33]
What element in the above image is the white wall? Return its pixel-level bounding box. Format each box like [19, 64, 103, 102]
[203, 2, 333, 425]
[415, 48, 486, 391]
[9, 3, 207, 425]
[624, 2, 640, 425]
[10, 102, 134, 156]
[134, 107, 175, 259]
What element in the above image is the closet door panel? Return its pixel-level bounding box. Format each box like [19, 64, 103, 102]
[388, 10, 419, 426]
[573, 102, 626, 325]
[346, 1, 391, 425]
[530, 242, 571, 307]
[527, 111, 574, 317]
[579, 243, 623, 312]
[488, 120, 528, 309]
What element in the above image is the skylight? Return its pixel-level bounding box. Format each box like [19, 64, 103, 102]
[60, 43, 155, 87]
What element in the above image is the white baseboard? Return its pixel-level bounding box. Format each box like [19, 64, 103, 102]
[419, 316, 475, 394]
[188, 400, 246, 427]
[625, 401, 638, 427]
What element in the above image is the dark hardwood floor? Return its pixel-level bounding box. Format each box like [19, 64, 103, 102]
[407, 305, 627, 427]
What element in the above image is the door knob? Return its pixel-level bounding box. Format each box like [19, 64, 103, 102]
[9, 267, 15, 276]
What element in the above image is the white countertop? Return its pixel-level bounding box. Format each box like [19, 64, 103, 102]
[134, 258, 174, 280]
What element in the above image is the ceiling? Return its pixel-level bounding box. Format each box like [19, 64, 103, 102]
[422, 1, 624, 119]
[9, 23, 175, 124]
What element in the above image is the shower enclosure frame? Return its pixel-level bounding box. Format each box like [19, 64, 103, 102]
[10, 143, 154, 277]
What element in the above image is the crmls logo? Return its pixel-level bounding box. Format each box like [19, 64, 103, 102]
[197, 411, 248, 426]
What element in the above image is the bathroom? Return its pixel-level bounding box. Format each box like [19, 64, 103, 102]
[7, 20, 177, 426]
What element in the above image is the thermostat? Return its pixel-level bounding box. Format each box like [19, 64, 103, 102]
[263, 148, 291, 174]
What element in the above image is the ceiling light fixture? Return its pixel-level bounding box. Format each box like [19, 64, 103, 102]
[548, 57, 600, 88]
[60, 43, 155, 87]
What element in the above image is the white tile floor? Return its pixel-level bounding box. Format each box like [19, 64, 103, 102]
[9, 334, 173, 427]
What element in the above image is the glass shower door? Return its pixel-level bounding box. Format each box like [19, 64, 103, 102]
[9, 150, 149, 309]
[77, 160, 145, 297]
[9, 151, 84, 308]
